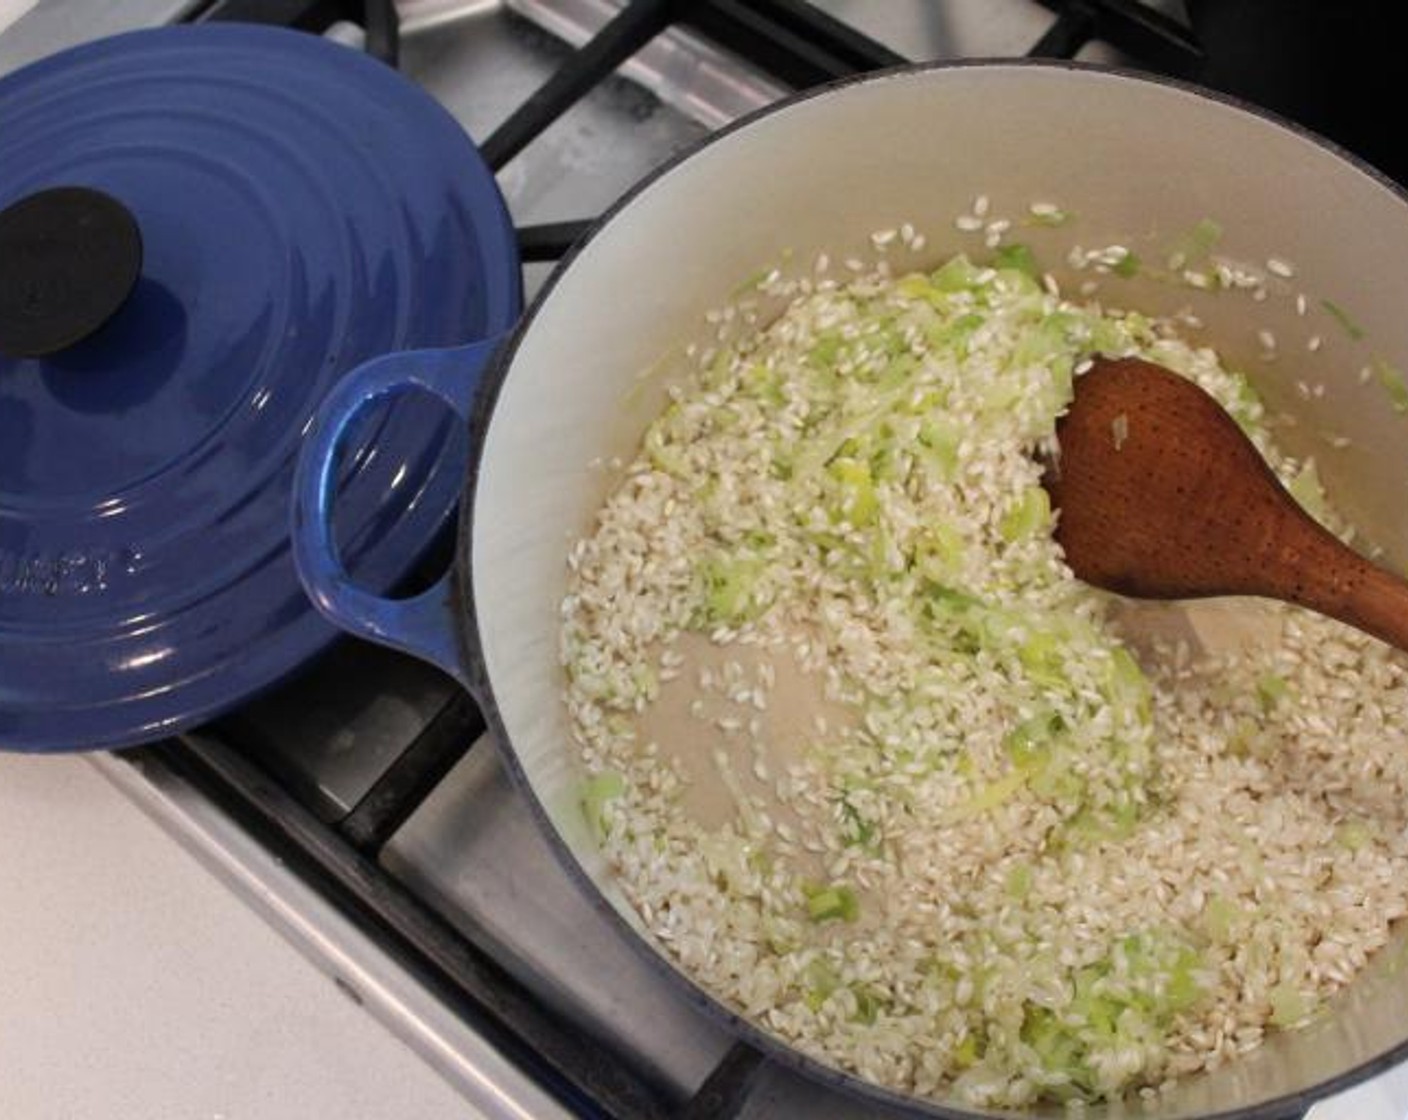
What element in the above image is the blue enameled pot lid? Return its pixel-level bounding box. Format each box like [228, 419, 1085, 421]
[0, 25, 521, 751]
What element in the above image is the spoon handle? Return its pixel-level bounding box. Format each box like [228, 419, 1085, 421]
[1312, 552, 1408, 654]
[1270, 512, 1408, 655]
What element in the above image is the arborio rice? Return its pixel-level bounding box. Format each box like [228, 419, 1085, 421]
[559, 245, 1408, 1108]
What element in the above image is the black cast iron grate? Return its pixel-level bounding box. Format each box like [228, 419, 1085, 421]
[120, 3, 1313, 1119]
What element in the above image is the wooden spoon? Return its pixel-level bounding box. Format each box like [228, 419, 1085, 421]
[1044, 354, 1408, 653]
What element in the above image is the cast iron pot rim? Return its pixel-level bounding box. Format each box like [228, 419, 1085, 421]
[453, 57, 1408, 1120]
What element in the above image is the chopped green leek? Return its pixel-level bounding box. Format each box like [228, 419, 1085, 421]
[1201, 896, 1242, 944]
[730, 266, 772, 296]
[808, 331, 845, 370]
[581, 771, 625, 840]
[952, 1031, 984, 1068]
[1321, 299, 1366, 341]
[838, 791, 880, 850]
[896, 273, 934, 301]
[1375, 359, 1408, 414]
[999, 487, 1051, 542]
[1003, 710, 1064, 765]
[696, 552, 768, 626]
[926, 311, 986, 355]
[1268, 982, 1315, 1028]
[1336, 817, 1375, 852]
[827, 456, 879, 526]
[1288, 461, 1328, 524]
[1005, 862, 1034, 901]
[1018, 630, 1068, 690]
[1105, 647, 1152, 725]
[1027, 206, 1071, 228]
[1255, 672, 1290, 711]
[851, 985, 885, 1025]
[1015, 930, 1209, 1087]
[946, 766, 1030, 822]
[1167, 217, 1223, 268]
[804, 957, 840, 1010]
[931, 253, 983, 292]
[914, 522, 967, 583]
[802, 882, 860, 923]
[740, 361, 787, 407]
[993, 242, 1040, 280]
[1224, 372, 1264, 434]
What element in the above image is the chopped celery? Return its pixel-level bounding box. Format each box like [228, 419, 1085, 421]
[1375, 359, 1408, 414]
[1000, 487, 1051, 542]
[1321, 299, 1366, 341]
[802, 882, 860, 923]
[581, 770, 625, 840]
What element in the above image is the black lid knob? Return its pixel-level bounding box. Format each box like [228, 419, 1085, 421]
[0, 186, 143, 360]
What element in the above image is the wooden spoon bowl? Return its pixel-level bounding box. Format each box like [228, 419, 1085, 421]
[1045, 355, 1408, 654]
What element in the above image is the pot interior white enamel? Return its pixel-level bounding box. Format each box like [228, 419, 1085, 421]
[469, 63, 1408, 1117]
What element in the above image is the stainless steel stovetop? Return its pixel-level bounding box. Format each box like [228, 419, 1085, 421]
[3, 2, 1405, 1118]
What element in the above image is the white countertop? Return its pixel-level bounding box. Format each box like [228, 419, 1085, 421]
[0, 752, 474, 1120]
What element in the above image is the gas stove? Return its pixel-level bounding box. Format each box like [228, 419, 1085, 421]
[4, 3, 1406, 1118]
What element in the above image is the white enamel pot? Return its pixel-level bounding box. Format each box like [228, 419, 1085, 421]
[292, 62, 1408, 1119]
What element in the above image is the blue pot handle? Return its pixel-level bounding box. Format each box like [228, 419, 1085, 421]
[291, 337, 502, 689]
